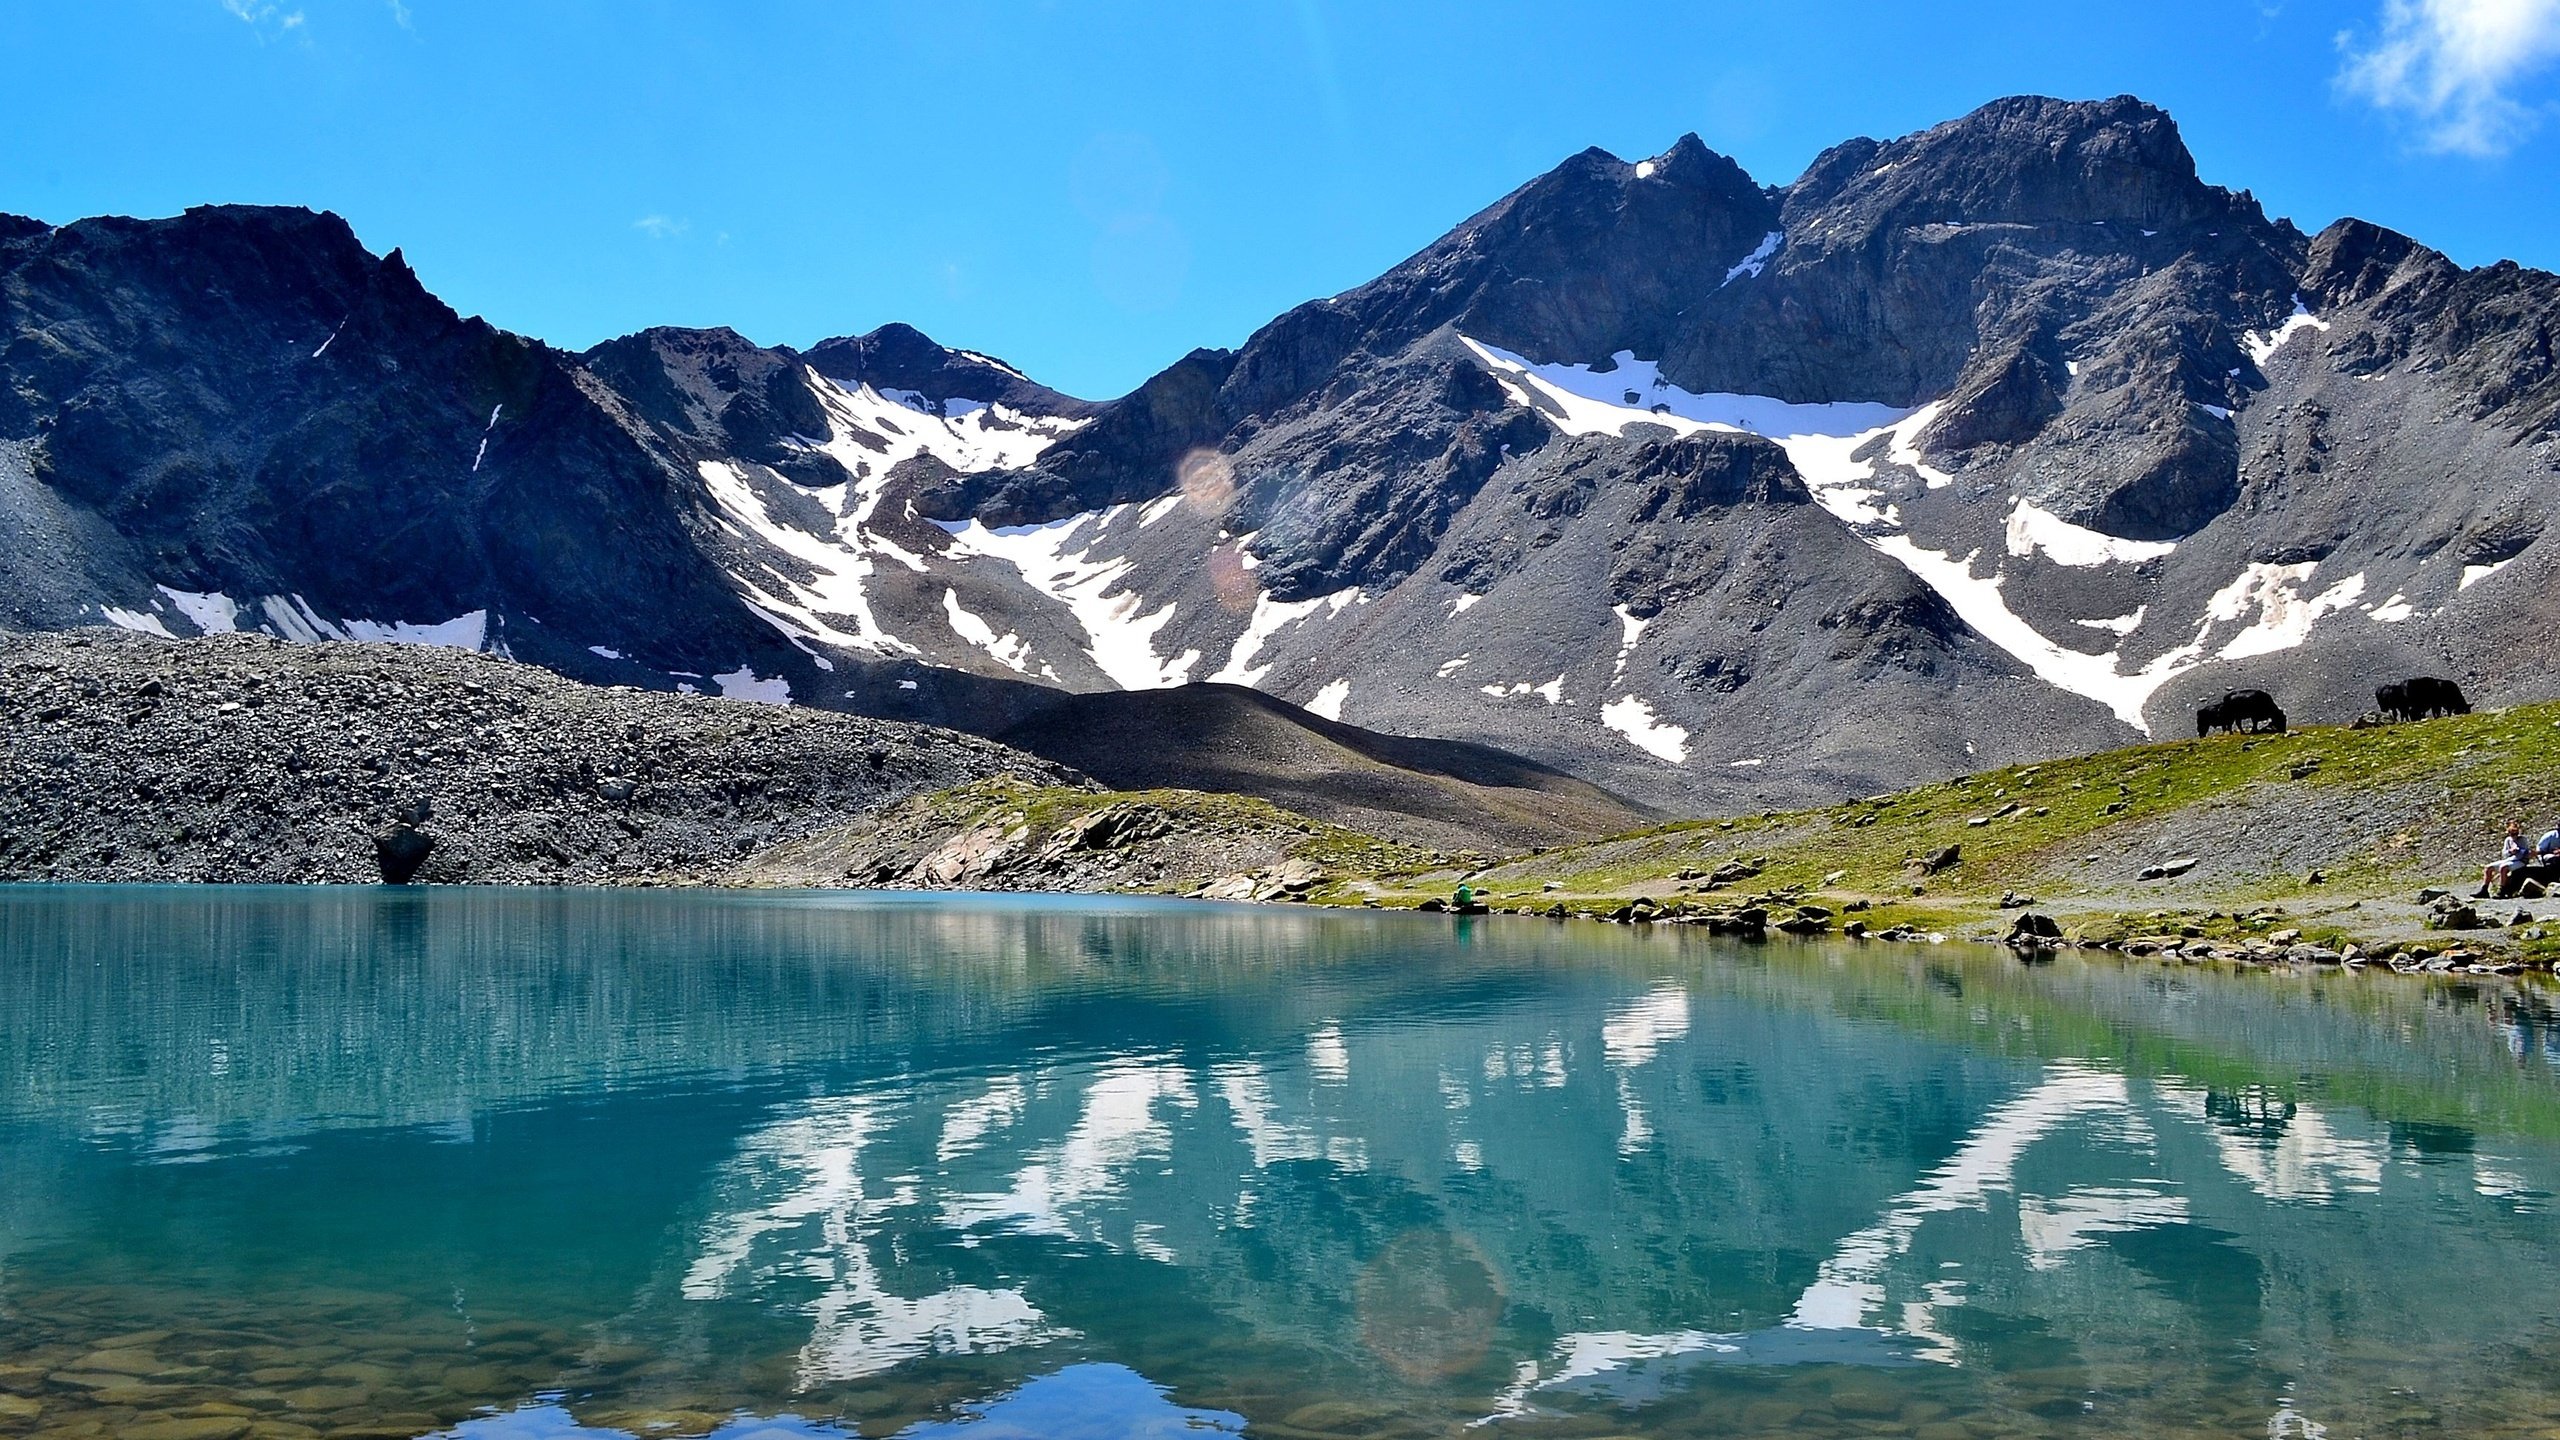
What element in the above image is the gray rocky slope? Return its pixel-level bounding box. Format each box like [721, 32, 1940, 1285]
[0, 630, 1073, 884]
[6, 94, 2557, 816]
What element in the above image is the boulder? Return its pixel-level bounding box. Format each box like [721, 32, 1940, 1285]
[372, 824, 434, 884]
[1268, 857, 1324, 893]
[1704, 906, 1769, 938]
[2427, 902, 2482, 932]
[2006, 912, 2064, 943]
[1193, 874, 1260, 902]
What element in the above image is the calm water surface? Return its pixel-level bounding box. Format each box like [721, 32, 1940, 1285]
[6, 888, 2560, 1439]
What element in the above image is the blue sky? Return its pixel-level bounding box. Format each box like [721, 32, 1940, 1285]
[2, 1, 2555, 399]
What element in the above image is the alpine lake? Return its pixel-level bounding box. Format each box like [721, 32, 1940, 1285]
[6, 887, 2560, 1440]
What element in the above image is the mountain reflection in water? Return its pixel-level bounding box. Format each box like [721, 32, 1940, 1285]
[4, 886, 2560, 1438]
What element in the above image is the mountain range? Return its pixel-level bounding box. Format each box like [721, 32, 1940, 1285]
[6, 93, 2556, 814]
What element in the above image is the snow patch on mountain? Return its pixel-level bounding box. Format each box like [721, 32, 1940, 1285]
[1468, 337, 2380, 734]
[158, 587, 242, 634]
[2210, 564, 2365, 661]
[1871, 538, 2368, 730]
[471, 405, 502, 474]
[2244, 296, 2331, 368]
[342, 611, 491, 650]
[1463, 338, 1938, 525]
[167, 592, 497, 653]
[941, 588, 1035, 675]
[954, 348, 1033, 382]
[816, 375, 1085, 478]
[936, 511, 1200, 690]
[1868, 536, 2176, 728]
[712, 665, 792, 704]
[1468, 339, 1913, 454]
[694, 370, 1096, 674]
[1209, 587, 1360, 687]
[700, 459, 919, 658]
[1723, 231, 1784, 286]
[1601, 695, 1689, 763]
[1307, 679, 1350, 721]
[99, 604, 174, 638]
[1611, 605, 1648, 680]
[2005, 500, 2178, 567]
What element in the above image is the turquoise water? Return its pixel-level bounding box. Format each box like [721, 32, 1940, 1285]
[6, 891, 2560, 1439]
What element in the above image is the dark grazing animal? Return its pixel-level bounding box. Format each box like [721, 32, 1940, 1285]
[2375, 676, 2470, 722]
[2197, 688, 2286, 736]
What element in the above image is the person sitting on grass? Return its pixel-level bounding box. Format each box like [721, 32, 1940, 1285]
[2479, 820, 2530, 898]
[2540, 823, 2560, 865]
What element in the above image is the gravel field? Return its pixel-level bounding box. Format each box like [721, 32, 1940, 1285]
[0, 629, 1078, 885]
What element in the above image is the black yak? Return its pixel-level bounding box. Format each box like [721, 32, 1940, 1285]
[2376, 677, 2470, 722]
[2198, 689, 2286, 736]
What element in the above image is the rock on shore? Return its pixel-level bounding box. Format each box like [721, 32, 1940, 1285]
[0, 630, 1077, 884]
[735, 781, 1429, 900]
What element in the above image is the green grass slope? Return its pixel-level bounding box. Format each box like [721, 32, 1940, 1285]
[1350, 704, 2560, 957]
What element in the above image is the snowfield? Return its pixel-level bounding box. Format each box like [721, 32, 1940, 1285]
[1466, 337, 2386, 736]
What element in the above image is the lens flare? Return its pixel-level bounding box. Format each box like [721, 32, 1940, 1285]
[1206, 546, 1257, 614]
[1355, 1226, 1504, 1382]
[1177, 448, 1236, 517]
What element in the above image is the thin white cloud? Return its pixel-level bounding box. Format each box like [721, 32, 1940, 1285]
[387, 0, 412, 26]
[221, 0, 306, 28]
[2338, 0, 2560, 155]
[633, 214, 689, 239]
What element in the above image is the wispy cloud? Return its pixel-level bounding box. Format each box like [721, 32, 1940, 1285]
[633, 214, 689, 240]
[221, 0, 307, 31]
[2338, 0, 2560, 155]
[387, 0, 412, 27]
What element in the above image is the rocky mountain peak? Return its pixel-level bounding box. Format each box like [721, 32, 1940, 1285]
[1785, 94, 2244, 242]
[804, 322, 1093, 417]
[2301, 217, 2437, 308]
[1643, 132, 1758, 192]
[580, 325, 829, 476]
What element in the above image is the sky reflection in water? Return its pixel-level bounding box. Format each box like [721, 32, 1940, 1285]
[439, 1363, 1242, 1440]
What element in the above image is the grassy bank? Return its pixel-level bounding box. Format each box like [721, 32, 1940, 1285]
[843, 703, 2560, 968]
[1342, 701, 2560, 962]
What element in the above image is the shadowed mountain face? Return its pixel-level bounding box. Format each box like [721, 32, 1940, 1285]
[5, 93, 2558, 815]
[995, 683, 1657, 854]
